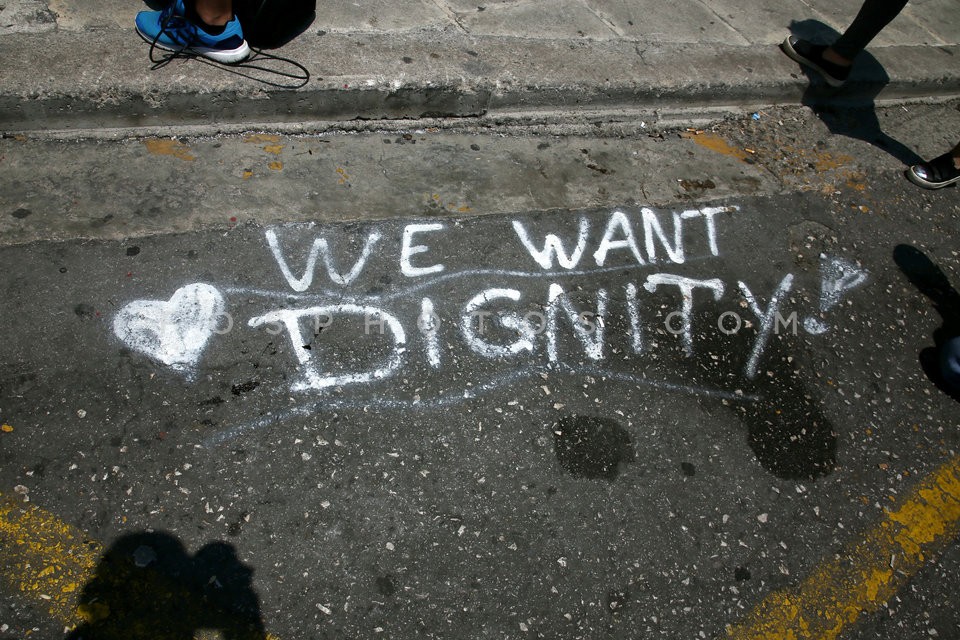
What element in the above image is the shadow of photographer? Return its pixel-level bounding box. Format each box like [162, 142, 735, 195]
[66, 531, 267, 640]
[787, 19, 924, 167]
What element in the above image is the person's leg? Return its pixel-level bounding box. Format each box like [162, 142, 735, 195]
[828, 0, 909, 63]
[908, 140, 960, 189]
[190, 0, 233, 31]
[780, 0, 909, 86]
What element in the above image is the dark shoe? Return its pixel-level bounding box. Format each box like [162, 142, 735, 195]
[780, 36, 851, 88]
[907, 152, 960, 189]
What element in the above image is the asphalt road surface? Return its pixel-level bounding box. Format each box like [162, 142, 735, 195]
[1, 101, 959, 639]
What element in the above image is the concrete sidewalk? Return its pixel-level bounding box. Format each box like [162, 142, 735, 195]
[1, 0, 959, 132]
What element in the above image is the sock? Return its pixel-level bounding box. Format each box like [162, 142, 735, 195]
[201, 21, 227, 35]
[185, 3, 229, 35]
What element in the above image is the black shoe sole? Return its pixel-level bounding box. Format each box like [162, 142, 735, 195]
[780, 37, 847, 88]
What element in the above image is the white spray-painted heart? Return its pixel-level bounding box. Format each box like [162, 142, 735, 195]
[114, 283, 226, 373]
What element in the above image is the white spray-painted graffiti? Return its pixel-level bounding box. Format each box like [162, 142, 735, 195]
[114, 283, 226, 376]
[114, 206, 869, 422]
[802, 256, 870, 335]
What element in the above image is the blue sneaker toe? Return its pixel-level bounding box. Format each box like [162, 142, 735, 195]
[135, 10, 164, 41]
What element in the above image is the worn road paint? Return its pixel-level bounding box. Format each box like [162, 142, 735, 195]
[243, 134, 281, 144]
[726, 455, 960, 640]
[681, 132, 752, 162]
[813, 152, 854, 172]
[0, 494, 100, 623]
[142, 139, 196, 162]
[685, 131, 871, 196]
[0, 494, 280, 639]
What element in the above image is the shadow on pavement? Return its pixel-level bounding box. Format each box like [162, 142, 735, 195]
[893, 244, 960, 401]
[655, 306, 838, 481]
[66, 531, 267, 640]
[786, 19, 924, 167]
[737, 335, 837, 480]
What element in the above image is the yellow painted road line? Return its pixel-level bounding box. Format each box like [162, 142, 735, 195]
[10, 455, 958, 640]
[0, 494, 101, 624]
[0, 494, 280, 639]
[727, 455, 960, 640]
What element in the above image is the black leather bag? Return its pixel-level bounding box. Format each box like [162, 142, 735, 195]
[234, 0, 316, 47]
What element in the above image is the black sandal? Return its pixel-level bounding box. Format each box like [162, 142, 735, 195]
[780, 36, 851, 88]
[907, 152, 960, 189]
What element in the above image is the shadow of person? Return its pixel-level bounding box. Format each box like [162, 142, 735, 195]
[642, 302, 837, 481]
[786, 19, 924, 167]
[893, 245, 960, 400]
[66, 532, 267, 640]
[737, 335, 837, 480]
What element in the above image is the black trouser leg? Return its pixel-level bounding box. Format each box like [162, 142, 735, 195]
[831, 0, 909, 59]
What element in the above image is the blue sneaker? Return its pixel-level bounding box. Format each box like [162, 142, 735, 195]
[136, 0, 250, 64]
